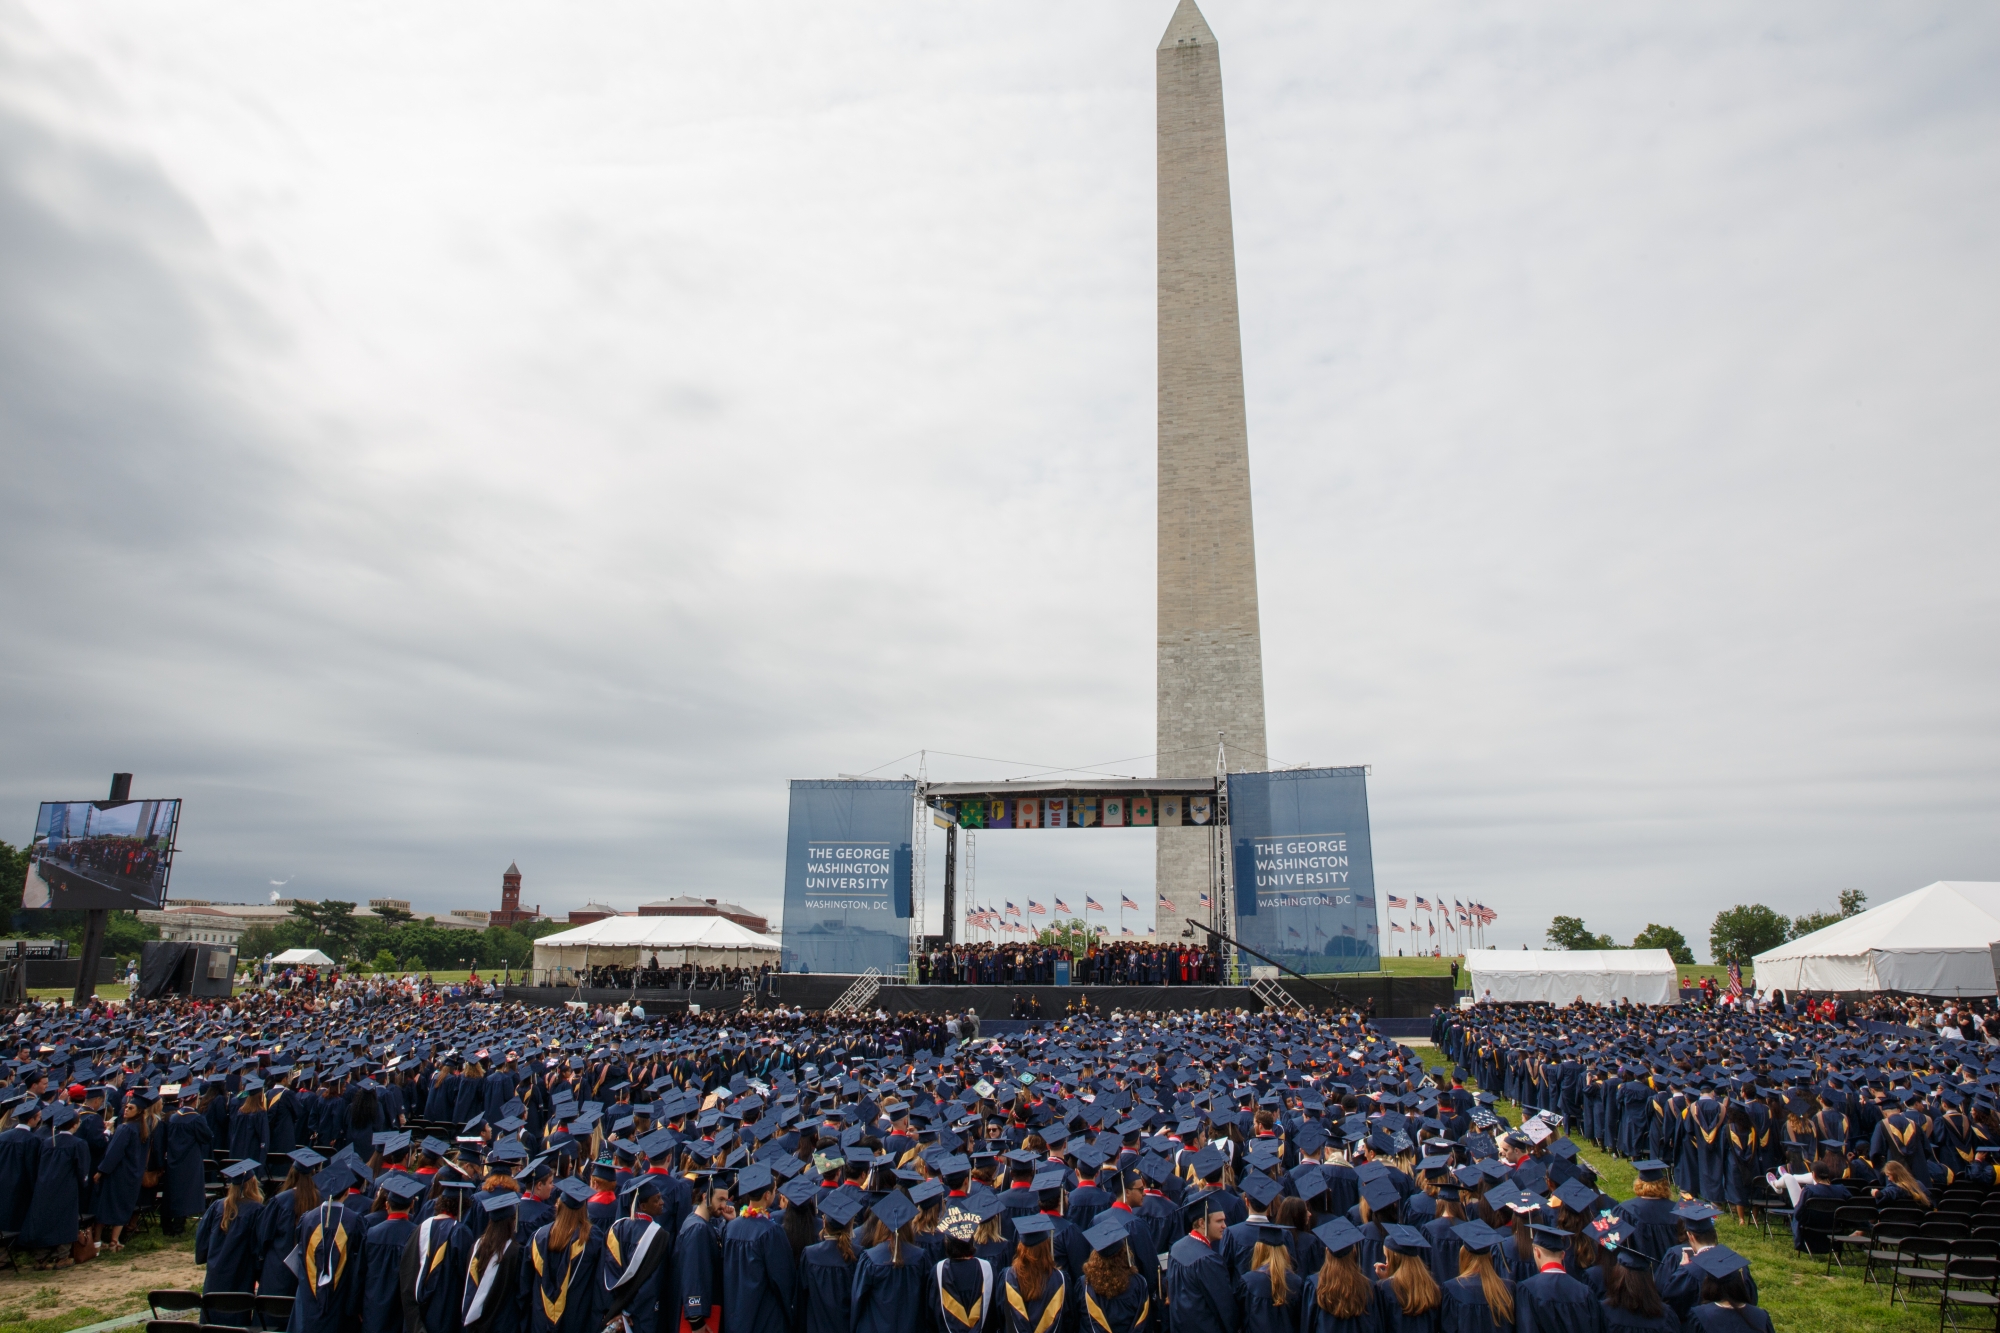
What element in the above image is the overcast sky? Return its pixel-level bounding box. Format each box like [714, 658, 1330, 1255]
[3, 1, 1996, 960]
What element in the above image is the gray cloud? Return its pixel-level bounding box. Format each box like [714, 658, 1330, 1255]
[0, 2, 1995, 958]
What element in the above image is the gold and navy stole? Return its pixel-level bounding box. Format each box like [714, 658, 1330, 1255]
[1884, 1116, 1920, 1153]
[532, 1228, 590, 1326]
[1814, 1110, 1847, 1144]
[414, 1216, 456, 1300]
[303, 1202, 352, 1298]
[1005, 1269, 1066, 1333]
[1085, 1282, 1147, 1333]
[1942, 1113, 1975, 1164]
[935, 1258, 994, 1333]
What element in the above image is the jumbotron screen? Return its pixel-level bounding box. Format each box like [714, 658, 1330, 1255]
[24, 798, 181, 911]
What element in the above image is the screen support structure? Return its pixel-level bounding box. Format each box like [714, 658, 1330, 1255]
[72, 772, 128, 1004]
[941, 821, 958, 945]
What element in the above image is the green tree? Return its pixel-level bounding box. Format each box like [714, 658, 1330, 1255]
[1839, 888, 1868, 917]
[372, 948, 398, 973]
[1711, 904, 1789, 965]
[290, 900, 363, 960]
[1546, 916, 1616, 950]
[1631, 923, 1696, 965]
[1034, 920, 1098, 955]
[1789, 888, 1870, 941]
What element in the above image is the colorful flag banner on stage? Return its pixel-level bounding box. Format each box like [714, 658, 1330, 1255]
[1189, 796, 1212, 825]
[1077, 798, 1097, 827]
[1086, 895, 1104, 912]
[1103, 798, 1124, 827]
[1160, 796, 1182, 824]
[1044, 798, 1067, 827]
[1017, 799, 1040, 828]
[1131, 797, 1154, 826]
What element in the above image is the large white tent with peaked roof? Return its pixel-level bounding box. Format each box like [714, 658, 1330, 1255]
[1463, 948, 1679, 1006]
[529, 913, 777, 985]
[1754, 881, 2000, 996]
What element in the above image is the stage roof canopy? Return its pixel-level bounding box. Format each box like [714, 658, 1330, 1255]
[1754, 881, 2000, 997]
[922, 776, 1219, 800]
[1464, 948, 1678, 1006]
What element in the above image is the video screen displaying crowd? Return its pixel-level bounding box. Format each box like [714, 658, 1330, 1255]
[918, 943, 1223, 987]
[0, 979, 1793, 1333]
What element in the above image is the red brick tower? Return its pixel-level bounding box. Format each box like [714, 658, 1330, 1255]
[494, 862, 530, 928]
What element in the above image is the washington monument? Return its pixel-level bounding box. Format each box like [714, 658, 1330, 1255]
[1155, 0, 1269, 932]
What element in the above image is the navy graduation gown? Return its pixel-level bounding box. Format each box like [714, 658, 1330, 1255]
[721, 1213, 794, 1333]
[461, 1236, 525, 1333]
[1510, 1270, 1605, 1333]
[1377, 1282, 1442, 1333]
[401, 1214, 470, 1333]
[1652, 1251, 1754, 1325]
[851, 1242, 930, 1333]
[1243, 1269, 1300, 1333]
[260, 1196, 305, 1297]
[929, 1256, 996, 1333]
[162, 1109, 214, 1219]
[230, 1107, 270, 1168]
[0, 1125, 42, 1232]
[1600, 1306, 1677, 1333]
[672, 1212, 724, 1332]
[1684, 1308, 1766, 1333]
[268, 1088, 301, 1155]
[1167, 1234, 1238, 1333]
[94, 1120, 144, 1227]
[1419, 1219, 1461, 1292]
[1608, 1200, 1675, 1271]
[1297, 1277, 1383, 1333]
[292, 1201, 367, 1333]
[528, 1223, 601, 1333]
[1000, 1267, 1067, 1333]
[1439, 1275, 1513, 1333]
[362, 1214, 418, 1333]
[195, 1199, 265, 1311]
[596, 1213, 671, 1333]
[20, 1131, 91, 1250]
[794, 1238, 859, 1333]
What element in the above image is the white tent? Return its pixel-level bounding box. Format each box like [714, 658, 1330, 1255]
[270, 947, 334, 966]
[1753, 881, 2000, 996]
[1463, 948, 1679, 1006]
[530, 915, 778, 985]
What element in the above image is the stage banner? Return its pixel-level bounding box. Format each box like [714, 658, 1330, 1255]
[781, 779, 914, 976]
[1228, 767, 1380, 974]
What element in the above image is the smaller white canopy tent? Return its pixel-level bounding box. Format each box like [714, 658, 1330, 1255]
[270, 948, 335, 966]
[530, 914, 778, 985]
[1754, 881, 2000, 996]
[1464, 949, 1679, 1006]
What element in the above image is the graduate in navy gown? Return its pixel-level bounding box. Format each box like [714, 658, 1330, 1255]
[1374, 1226, 1444, 1333]
[999, 1213, 1069, 1333]
[1439, 1223, 1514, 1333]
[0, 1103, 46, 1241]
[528, 1179, 602, 1333]
[259, 1151, 326, 1298]
[290, 1165, 368, 1333]
[721, 1164, 795, 1333]
[852, 1191, 930, 1333]
[1241, 1222, 1302, 1333]
[230, 1080, 271, 1170]
[1653, 1209, 1755, 1325]
[1509, 1226, 1605, 1333]
[1080, 1215, 1154, 1333]
[1607, 1165, 1677, 1271]
[796, 1187, 867, 1333]
[595, 1175, 673, 1333]
[927, 1197, 1005, 1333]
[1681, 1249, 1767, 1333]
[1599, 1247, 1677, 1333]
[21, 1103, 92, 1267]
[360, 1172, 425, 1333]
[461, 1192, 527, 1333]
[1300, 1219, 1382, 1333]
[672, 1175, 728, 1333]
[93, 1098, 147, 1253]
[401, 1179, 473, 1333]
[194, 1160, 265, 1313]
[161, 1093, 215, 1236]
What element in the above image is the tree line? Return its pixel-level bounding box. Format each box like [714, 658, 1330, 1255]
[1545, 888, 1868, 966]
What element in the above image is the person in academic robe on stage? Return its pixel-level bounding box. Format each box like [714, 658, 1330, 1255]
[229, 1079, 271, 1171]
[94, 1095, 147, 1253]
[851, 1191, 929, 1333]
[22, 1104, 93, 1269]
[721, 1164, 794, 1333]
[796, 1187, 867, 1333]
[461, 1193, 527, 1333]
[1374, 1226, 1443, 1333]
[528, 1179, 602, 1333]
[596, 1174, 673, 1333]
[672, 1173, 729, 1333]
[257, 1150, 325, 1299]
[999, 1213, 1068, 1333]
[1681, 1248, 1766, 1333]
[1169, 1195, 1241, 1333]
[1241, 1222, 1301, 1333]
[927, 1198, 1003, 1333]
[1598, 1247, 1676, 1333]
[361, 1173, 426, 1333]
[195, 1161, 266, 1316]
[291, 1164, 369, 1333]
[401, 1178, 472, 1333]
[161, 1089, 214, 1236]
[1299, 1219, 1382, 1333]
[1509, 1226, 1605, 1333]
[1439, 1223, 1514, 1333]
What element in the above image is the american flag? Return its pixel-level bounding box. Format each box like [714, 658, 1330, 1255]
[1391, 922, 1405, 933]
[1387, 895, 1409, 909]
[1121, 926, 1136, 937]
[1428, 920, 1437, 936]
[1415, 896, 1431, 910]
[1287, 926, 1302, 939]
[1727, 962, 1743, 997]
[1005, 901, 1020, 917]
[1086, 895, 1104, 912]
[1341, 924, 1356, 937]
[1158, 894, 1173, 911]
[1198, 891, 1211, 909]
[1122, 894, 1141, 911]
[1028, 900, 1047, 916]
[1053, 898, 1071, 915]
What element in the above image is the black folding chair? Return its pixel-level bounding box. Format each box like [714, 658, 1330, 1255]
[1884, 1206, 1932, 1228]
[149, 1292, 204, 1321]
[1831, 1204, 1880, 1272]
[251, 1295, 293, 1332]
[198, 1293, 255, 1327]
[147, 1322, 200, 1333]
[1795, 1196, 1843, 1255]
[1896, 1233, 1969, 1307]
[1870, 1222, 1921, 1286]
[1943, 1254, 2000, 1331]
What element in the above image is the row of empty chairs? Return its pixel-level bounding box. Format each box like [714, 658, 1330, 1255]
[148, 1288, 292, 1333]
[1788, 1185, 2000, 1327]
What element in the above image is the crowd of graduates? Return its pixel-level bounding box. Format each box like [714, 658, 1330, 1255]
[0, 984, 1792, 1333]
[581, 963, 774, 992]
[916, 945, 1223, 987]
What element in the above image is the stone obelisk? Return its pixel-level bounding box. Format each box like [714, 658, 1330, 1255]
[1155, 0, 1268, 936]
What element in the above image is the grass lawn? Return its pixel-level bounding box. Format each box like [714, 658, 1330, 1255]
[1403, 1040, 1915, 1333]
[0, 1224, 196, 1333]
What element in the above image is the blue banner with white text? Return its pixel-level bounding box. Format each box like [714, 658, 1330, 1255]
[780, 779, 914, 976]
[1229, 767, 1379, 974]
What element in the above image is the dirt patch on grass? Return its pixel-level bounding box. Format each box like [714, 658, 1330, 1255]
[0, 1239, 199, 1324]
